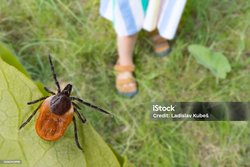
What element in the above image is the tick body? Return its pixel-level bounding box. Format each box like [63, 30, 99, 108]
[35, 96, 74, 141]
[19, 55, 111, 150]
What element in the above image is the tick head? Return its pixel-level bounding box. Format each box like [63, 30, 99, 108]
[61, 84, 72, 96]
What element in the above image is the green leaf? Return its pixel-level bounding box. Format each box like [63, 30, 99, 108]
[109, 146, 134, 167]
[0, 58, 122, 167]
[0, 42, 30, 77]
[80, 124, 121, 167]
[0, 42, 47, 96]
[188, 44, 231, 79]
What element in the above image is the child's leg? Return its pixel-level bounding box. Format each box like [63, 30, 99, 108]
[115, 34, 138, 97]
[117, 34, 137, 65]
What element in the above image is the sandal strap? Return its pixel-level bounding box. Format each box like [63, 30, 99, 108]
[151, 35, 166, 44]
[116, 78, 136, 92]
[118, 85, 136, 92]
[150, 33, 170, 53]
[114, 64, 135, 72]
[154, 42, 170, 52]
[116, 77, 135, 85]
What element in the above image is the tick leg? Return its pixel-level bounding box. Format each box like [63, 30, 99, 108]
[74, 108, 86, 124]
[19, 103, 42, 129]
[48, 54, 61, 93]
[44, 87, 55, 95]
[27, 96, 48, 105]
[72, 102, 81, 110]
[71, 97, 111, 115]
[73, 116, 83, 150]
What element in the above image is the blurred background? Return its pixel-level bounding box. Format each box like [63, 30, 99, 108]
[0, 0, 250, 166]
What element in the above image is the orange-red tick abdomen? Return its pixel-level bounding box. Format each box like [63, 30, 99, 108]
[35, 96, 74, 141]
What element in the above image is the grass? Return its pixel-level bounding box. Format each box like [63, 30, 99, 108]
[1, 0, 250, 166]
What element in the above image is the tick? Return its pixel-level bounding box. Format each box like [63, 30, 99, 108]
[19, 54, 111, 150]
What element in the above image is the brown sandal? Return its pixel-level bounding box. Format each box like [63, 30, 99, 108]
[150, 31, 171, 57]
[114, 64, 138, 97]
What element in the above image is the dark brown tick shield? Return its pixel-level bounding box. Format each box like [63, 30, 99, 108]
[19, 54, 111, 150]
